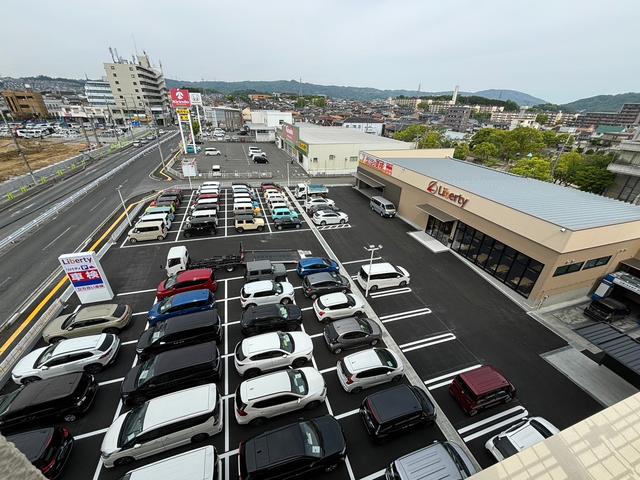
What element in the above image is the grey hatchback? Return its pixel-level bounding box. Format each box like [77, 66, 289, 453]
[323, 317, 381, 354]
[302, 271, 351, 299]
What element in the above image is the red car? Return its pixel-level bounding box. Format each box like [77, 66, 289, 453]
[196, 193, 219, 201]
[156, 268, 218, 300]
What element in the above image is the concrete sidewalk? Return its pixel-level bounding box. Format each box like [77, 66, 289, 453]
[542, 346, 638, 407]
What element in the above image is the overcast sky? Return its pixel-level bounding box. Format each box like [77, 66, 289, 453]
[3, 0, 638, 103]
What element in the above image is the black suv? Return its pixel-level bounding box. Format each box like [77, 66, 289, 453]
[7, 426, 74, 478]
[274, 216, 302, 230]
[184, 216, 218, 237]
[360, 384, 436, 441]
[239, 415, 346, 480]
[136, 309, 222, 360]
[0, 372, 98, 434]
[584, 298, 630, 322]
[120, 341, 221, 406]
[241, 304, 303, 336]
[306, 204, 340, 215]
[303, 271, 351, 299]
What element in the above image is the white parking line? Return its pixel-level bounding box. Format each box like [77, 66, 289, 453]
[309, 332, 324, 338]
[399, 333, 455, 349]
[75, 428, 109, 440]
[319, 366, 337, 374]
[116, 288, 156, 296]
[176, 190, 195, 241]
[317, 223, 352, 231]
[220, 448, 239, 459]
[132, 311, 147, 317]
[359, 469, 386, 480]
[458, 405, 526, 434]
[98, 377, 124, 386]
[121, 339, 138, 346]
[369, 287, 412, 299]
[341, 257, 382, 265]
[379, 307, 431, 324]
[256, 190, 273, 233]
[400, 333, 456, 353]
[301, 306, 314, 311]
[461, 408, 528, 442]
[224, 188, 228, 237]
[334, 408, 360, 420]
[424, 364, 483, 390]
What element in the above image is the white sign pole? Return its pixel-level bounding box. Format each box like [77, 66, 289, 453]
[177, 113, 187, 154]
[187, 111, 197, 151]
[195, 105, 203, 140]
[59, 252, 114, 304]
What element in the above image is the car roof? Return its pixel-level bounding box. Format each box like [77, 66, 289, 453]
[366, 384, 422, 423]
[175, 269, 212, 283]
[596, 297, 628, 309]
[504, 419, 550, 450]
[135, 220, 164, 227]
[152, 342, 218, 375]
[243, 280, 275, 293]
[332, 317, 365, 334]
[126, 446, 215, 480]
[242, 370, 292, 401]
[362, 263, 397, 275]
[344, 349, 383, 372]
[7, 427, 55, 461]
[245, 423, 305, 471]
[300, 257, 331, 267]
[168, 246, 188, 259]
[171, 289, 212, 305]
[52, 334, 106, 354]
[72, 304, 118, 321]
[394, 441, 464, 480]
[9, 373, 86, 411]
[306, 271, 337, 283]
[458, 365, 510, 395]
[242, 332, 282, 356]
[244, 304, 284, 319]
[246, 260, 273, 270]
[163, 309, 219, 334]
[191, 209, 217, 216]
[142, 384, 217, 430]
[320, 292, 349, 306]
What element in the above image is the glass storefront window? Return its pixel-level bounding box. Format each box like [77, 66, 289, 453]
[485, 241, 505, 273]
[476, 235, 495, 268]
[467, 231, 484, 262]
[495, 246, 516, 282]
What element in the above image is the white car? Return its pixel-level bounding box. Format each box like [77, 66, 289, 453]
[313, 292, 365, 322]
[312, 210, 349, 226]
[234, 368, 326, 425]
[248, 147, 261, 153]
[305, 197, 335, 211]
[234, 331, 313, 377]
[11, 334, 120, 384]
[240, 280, 295, 309]
[336, 348, 404, 393]
[485, 417, 560, 461]
[202, 181, 220, 189]
[204, 148, 221, 156]
[101, 384, 222, 468]
[356, 262, 410, 292]
[118, 446, 220, 480]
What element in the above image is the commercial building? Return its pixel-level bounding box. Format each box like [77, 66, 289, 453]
[606, 129, 640, 204]
[355, 150, 640, 307]
[250, 110, 293, 127]
[203, 106, 242, 130]
[103, 52, 170, 125]
[341, 117, 384, 136]
[443, 106, 471, 132]
[43, 95, 63, 118]
[1, 90, 48, 119]
[84, 79, 115, 107]
[278, 123, 413, 175]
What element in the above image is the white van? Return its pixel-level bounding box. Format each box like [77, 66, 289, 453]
[128, 221, 167, 244]
[202, 181, 220, 189]
[100, 384, 222, 468]
[190, 209, 218, 220]
[120, 446, 220, 480]
[191, 198, 219, 211]
[233, 202, 255, 215]
[370, 196, 396, 218]
[356, 262, 410, 291]
[233, 192, 253, 203]
[211, 165, 221, 177]
[269, 200, 289, 212]
[265, 191, 285, 201]
[145, 206, 175, 221]
[138, 213, 172, 229]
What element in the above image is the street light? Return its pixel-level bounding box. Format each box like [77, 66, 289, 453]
[116, 185, 132, 226]
[363, 244, 383, 297]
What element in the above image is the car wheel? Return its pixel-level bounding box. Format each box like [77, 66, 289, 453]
[244, 369, 261, 379]
[320, 221, 326, 226]
[84, 363, 103, 374]
[399, 281, 407, 287]
[249, 417, 266, 427]
[305, 400, 321, 410]
[236, 227, 243, 232]
[277, 225, 283, 230]
[184, 231, 191, 238]
[380, 211, 384, 217]
[21, 376, 41, 385]
[370, 339, 379, 346]
[354, 311, 364, 316]
[257, 226, 263, 232]
[340, 219, 346, 224]
[191, 433, 209, 443]
[503, 394, 513, 404]
[280, 297, 291, 305]
[324, 464, 339, 473]
[333, 347, 342, 354]
[295, 224, 300, 228]
[369, 285, 378, 292]
[351, 387, 363, 394]
[226, 265, 235, 272]
[129, 238, 137, 244]
[103, 327, 120, 335]
[156, 235, 164, 241]
[392, 374, 403, 383]
[49, 337, 65, 344]
[292, 357, 307, 368]
[114, 457, 135, 467]
[63, 413, 78, 422]
[246, 303, 257, 309]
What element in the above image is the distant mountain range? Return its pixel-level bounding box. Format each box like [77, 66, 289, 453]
[165, 79, 548, 106]
[561, 92, 640, 112]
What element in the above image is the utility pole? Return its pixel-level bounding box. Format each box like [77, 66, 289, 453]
[146, 101, 165, 168]
[81, 104, 101, 146]
[363, 244, 383, 297]
[1, 109, 36, 185]
[105, 103, 120, 143]
[79, 117, 92, 150]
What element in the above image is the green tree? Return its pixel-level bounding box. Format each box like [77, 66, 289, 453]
[191, 120, 200, 136]
[393, 124, 426, 142]
[473, 141, 499, 161]
[312, 97, 327, 107]
[553, 151, 583, 185]
[295, 98, 306, 108]
[535, 113, 549, 124]
[573, 166, 615, 193]
[419, 131, 444, 148]
[504, 100, 519, 112]
[454, 143, 470, 160]
[510, 157, 553, 181]
[471, 111, 491, 122]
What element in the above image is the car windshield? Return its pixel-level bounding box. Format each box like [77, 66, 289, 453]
[276, 283, 283, 294]
[35, 344, 57, 367]
[278, 332, 295, 353]
[164, 275, 178, 289]
[118, 403, 149, 447]
[136, 359, 156, 386]
[158, 297, 173, 313]
[0, 390, 21, 415]
[288, 369, 308, 395]
[493, 435, 519, 459]
[357, 318, 373, 334]
[375, 349, 397, 368]
[150, 322, 168, 343]
[299, 421, 323, 457]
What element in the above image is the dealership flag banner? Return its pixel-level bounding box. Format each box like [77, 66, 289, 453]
[59, 252, 114, 304]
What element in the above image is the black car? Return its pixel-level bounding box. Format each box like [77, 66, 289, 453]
[274, 216, 302, 230]
[184, 216, 218, 237]
[253, 155, 269, 164]
[136, 309, 222, 360]
[120, 341, 221, 406]
[239, 415, 346, 480]
[7, 426, 74, 479]
[306, 204, 340, 215]
[360, 384, 436, 442]
[303, 271, 351, 299]
[0, 372, 97, 434]
[584, 297, 630, 322]
[241, 304, 303, 336]
[157, 194, 181, 206]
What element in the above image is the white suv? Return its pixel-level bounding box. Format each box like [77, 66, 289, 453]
[336, 348, 404, 393]
[240, 280, 295, 309]
[234, 331, 313, 378]
[101, 383, 222, 468]
[305, 197, 335, 211]
[313, 292, 365, 322]
[11, 334, 120, 384]
[485, 417, 559, 461]
[234, 368, 326, 426]
[356, 262, 410, 292]
[312, 210, 349, 226]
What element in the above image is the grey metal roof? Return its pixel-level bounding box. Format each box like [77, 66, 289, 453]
[575, 323, 640, 376]
[387, 157, 640, 230]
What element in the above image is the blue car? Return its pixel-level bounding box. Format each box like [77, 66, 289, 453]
[296, 257, 339, 277]
[147, 289, 216, 326]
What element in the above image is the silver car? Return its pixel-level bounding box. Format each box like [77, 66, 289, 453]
[42, 303, 132, 343]
[323, 317, 381, 354]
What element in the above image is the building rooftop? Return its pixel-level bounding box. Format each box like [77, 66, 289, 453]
[384, 156, 640, 230]
[342, 116, 384, 124]
[297, 123, 408, 146]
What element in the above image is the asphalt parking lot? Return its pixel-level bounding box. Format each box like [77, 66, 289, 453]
[3, 184, 603, 480]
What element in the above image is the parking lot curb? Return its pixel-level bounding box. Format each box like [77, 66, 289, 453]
[285, 187, 482, 472]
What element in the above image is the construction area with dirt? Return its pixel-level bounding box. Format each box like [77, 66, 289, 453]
[0, 138, 87, 181]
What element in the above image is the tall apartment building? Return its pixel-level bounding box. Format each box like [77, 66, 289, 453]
[1, 90, 49, 119]
[103, 52, 170, 125]
[577, 103, 640, 128]
[85, 79, 115, 106]
[443, 106, 471, 132]
[605, 129, 640, 204]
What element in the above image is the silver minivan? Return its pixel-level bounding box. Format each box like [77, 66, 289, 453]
[127, 221, 167, 244]
[370, 196, 396, 217]
[387, 441, 478, 480]
[138, 213, 172, 229]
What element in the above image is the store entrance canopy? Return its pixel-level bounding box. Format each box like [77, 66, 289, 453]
[354, 171, 385, 188]
[575, 322, 640, 376]
[416, 203, 456, 223]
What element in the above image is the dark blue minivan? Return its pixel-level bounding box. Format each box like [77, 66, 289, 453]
[147, 289, 216, 326]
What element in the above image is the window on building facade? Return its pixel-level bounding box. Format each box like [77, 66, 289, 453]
[350, 156, 358, 162]
[117, 88, 121, 92]
[329, 155, 335, 160]
[582, 256, 612, 270]
[553, 262, 584, 277]
[312, 158, 318, 162]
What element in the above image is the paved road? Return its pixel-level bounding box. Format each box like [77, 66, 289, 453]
[0, 132, 181, 330]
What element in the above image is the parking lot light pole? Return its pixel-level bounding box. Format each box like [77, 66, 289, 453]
[117, 185, 132, 226]
[364, 244, 383, 297]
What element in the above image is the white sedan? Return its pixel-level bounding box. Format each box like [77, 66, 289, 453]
[234, 331, 313, 377]
[312, 210, 349, 226]
[305, 197, 335, 211]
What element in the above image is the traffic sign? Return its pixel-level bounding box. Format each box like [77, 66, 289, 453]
[176, 108, 190, 115]
[178, 113, 190, 122]
[170, 88, 191, 108]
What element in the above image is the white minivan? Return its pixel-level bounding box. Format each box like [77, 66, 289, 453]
[356, 262, 410, 292]
[138, 213, 172, 229]
[119, 446, 220, 480]
[100, 383, 222, 468]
